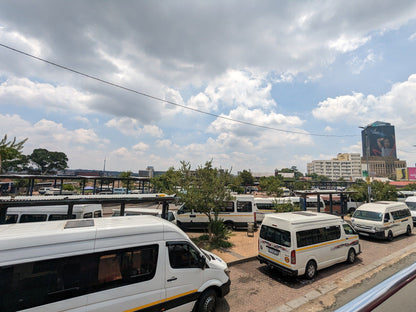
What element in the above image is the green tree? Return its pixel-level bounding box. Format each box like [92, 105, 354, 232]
[259, 176, 283, 197]
[348, 180, 398, 202]
[178, 160, 233, 241]
[151, 167, 182, 194]
[28, 148, 68, 174]
[227, 175, 245, 194]
[371, 181, 398, 201]
[239, 170, 254, 188]
[0, 135, 28, 173]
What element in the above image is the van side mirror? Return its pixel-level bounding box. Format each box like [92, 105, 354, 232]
[198, 256, 206, 269]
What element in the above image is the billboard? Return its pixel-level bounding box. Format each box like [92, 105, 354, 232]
[396, 168, 408, 180]
[409, 167, 416, 181]
[362, 121, 396, 158]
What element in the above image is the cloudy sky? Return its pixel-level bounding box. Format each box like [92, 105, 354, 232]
[1, 0, 416, 174]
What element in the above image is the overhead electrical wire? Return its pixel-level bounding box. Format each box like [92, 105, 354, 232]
[0, 43, 357, 138]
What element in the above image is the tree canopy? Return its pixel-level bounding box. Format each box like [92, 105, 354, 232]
[28, 148, 68, 174]
[0, 135, 28, 173]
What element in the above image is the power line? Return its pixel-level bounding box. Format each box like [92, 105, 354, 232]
[0, 43, 357, 138]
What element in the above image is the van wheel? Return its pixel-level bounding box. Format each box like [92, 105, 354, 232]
[406, 225, 412, 236]
[347, 248, 356, 264]
[225, 222, 234, 231]
[305, 260, 317, 280]
[387, 231, 393, 241]
[197, 289, 217, 312]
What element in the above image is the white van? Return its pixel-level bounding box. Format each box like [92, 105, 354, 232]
[254, 197, 300, 223]
[257, 212, 360, 279]
[176, 195, 256, 230]
[405, 196, 416, 226]
[351, 201, 413, 240]
[4, 204, 103, 224]
[0, 216, 230, 312]
[112, 207, 177, 224]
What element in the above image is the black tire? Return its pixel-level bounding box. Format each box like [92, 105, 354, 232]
[197, 289, 217, 312]
[224, 222, 234, 231]
[346, 248, 356, 264]
[387, 230, 393, 241]
[406, 225, 412, 236]
[304, 260, 317, 280]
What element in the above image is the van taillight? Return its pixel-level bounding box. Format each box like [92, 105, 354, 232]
[291, 250, 296, 264]
[254, 212, 257, 223]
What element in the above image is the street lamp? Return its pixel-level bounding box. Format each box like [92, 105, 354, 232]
[359, 126, 371, 203]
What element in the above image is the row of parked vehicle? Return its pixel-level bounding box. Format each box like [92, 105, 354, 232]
[258, 200, 414, 280]
[0, 195, 415, 311]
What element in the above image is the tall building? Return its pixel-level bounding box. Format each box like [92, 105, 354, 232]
[360, 121, 406, 179]
[307, 153, 362, 181]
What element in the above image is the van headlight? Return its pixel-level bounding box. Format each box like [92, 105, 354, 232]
[224, 268, 230, 278]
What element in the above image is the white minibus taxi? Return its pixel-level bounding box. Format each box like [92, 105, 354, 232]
[176, 195, 256, 230]
[351, 201, 413, 241]
[0, 216, 230, 312]
[405, 196, 416, 226]
[4, 204, 103, 224]
[257, 212, 360, 279]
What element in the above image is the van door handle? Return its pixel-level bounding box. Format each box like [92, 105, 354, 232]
[167, 276, 178, 282]
[190, 215, 196, 218]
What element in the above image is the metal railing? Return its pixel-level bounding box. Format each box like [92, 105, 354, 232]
[335, 261, 416, 312]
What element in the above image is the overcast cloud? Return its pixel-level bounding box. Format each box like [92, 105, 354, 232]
[1, 0, 416, 173]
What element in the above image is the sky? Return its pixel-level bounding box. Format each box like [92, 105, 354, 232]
[1, 0, 416, 175]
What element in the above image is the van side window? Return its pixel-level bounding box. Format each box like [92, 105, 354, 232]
[5, 214, 18, 224]
[177, 205, 192, 214]
[384, 213, 390, 223]
[94, 210, 102, 218]
[0, 245, 159, 312]
[391, 209, 410, 220]
[296, 226, 341, 248]
[343, 223, 356, 235]
[237, 201, 252, 212]
[260, 225, 291, 247]
[256, 203, 275, 210]
[19, 214, 47, 223]
[83, 212, 93, 218]
[219, 202, 234, 213]
[48, 214, 76, 221]
[168, 243, 201, 269]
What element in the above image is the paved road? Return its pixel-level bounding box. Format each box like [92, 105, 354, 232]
[216, 231, 416, 312]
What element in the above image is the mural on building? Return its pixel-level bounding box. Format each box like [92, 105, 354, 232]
[362, 121, 397, 158]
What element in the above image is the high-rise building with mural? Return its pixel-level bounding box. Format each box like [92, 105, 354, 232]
[360, 121, 406, 179]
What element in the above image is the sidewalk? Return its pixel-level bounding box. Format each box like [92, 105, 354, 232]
[186, 229, 259, 265]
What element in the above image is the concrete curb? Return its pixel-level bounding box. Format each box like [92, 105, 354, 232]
[227, 256, 258, 267]
[268, 240, 416, 312]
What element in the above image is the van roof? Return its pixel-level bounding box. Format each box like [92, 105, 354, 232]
[356, 201, 408, 211]
[0, 216, 186, 265]
[263, 211, 341, 225]
[405, 196, 416, 203]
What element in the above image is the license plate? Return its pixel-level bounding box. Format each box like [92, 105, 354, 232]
[268, 248, 280, 256]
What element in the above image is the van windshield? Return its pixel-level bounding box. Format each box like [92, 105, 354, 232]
[353, 210, 383, 221]
[406, 202, 416, 210]
[260, 225, 291, 247]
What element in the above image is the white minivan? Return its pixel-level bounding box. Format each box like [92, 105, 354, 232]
[405, 196, 416, 226]
[4, 204, 103, 224]
[351, 201, 413, 240]
[0, 216, 230, 312]
[258, 211, 360, 279]
[176, 194, 256, 230]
